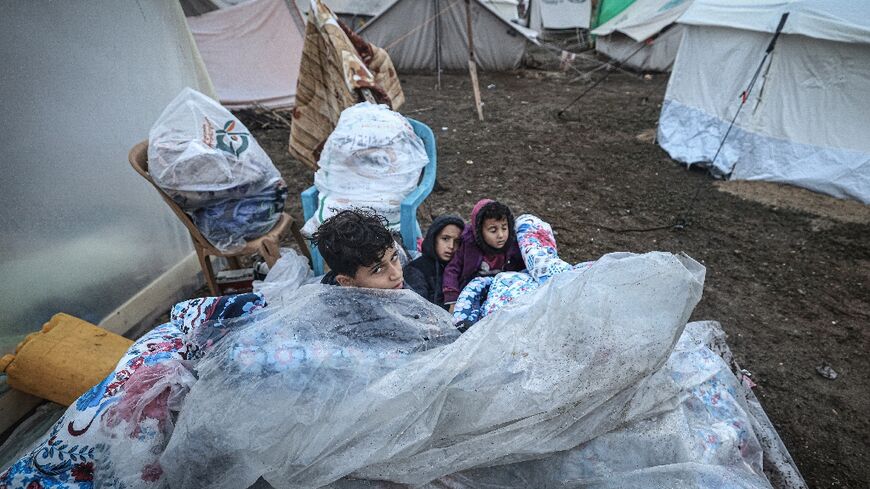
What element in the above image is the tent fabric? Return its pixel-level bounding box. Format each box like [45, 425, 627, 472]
[678, 0, 870, 45]
[294, 0, 392, 17]
[591, 0, 692, 42]
[591, 0, 692, 71]
[658, 22, 870, 203]
[529, 0, 592, 31]
[186, 0, 304, 109]
[359, 0, 537, 72]
[594, 0, 635, 27]
[0, 0, 213, 352]
[482, 0, 519, 20]
[595, 24, 685, 71]
[289, 0, 404, 170]
[180, 0, 220, 16]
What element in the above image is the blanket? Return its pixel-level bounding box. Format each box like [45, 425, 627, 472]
[1, 251, 805, 489]
[453, 214, 593, 327]
[0, 293, 266, 489]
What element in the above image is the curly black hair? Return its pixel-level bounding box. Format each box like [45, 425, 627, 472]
[310, 209, 394, 277]
[475, 201, 515, 254]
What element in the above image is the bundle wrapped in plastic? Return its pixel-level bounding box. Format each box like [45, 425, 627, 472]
[157, 252, 706, 489]
[252, 247, 316, 304]
[302, 102, 428, 235]
[363, 322, 780, 489]
[148, 88, 287, 252]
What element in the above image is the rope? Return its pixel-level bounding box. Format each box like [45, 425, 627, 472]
[556, 39, 650, 121]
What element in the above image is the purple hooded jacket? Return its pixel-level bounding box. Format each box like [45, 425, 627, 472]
[442, 199, 523, 303]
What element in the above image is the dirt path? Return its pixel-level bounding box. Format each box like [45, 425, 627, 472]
[246, 70, 870, 489]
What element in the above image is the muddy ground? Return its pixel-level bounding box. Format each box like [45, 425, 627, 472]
[243, 67, 869, 488]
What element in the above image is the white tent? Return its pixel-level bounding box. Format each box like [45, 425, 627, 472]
[529, 0, 592, 32]
[359, 0, 538, 72]
[187, 0, 305, 108]
[591, 0, 693, 72]
[295, 0, 392, 16]
[293, 0, 392, 28]
[658, 0, 870, 203]
[0, 1, 213, 352]
[483, 0, 519, 20]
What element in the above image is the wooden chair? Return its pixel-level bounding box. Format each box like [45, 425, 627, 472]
[128, 140, 311, 295]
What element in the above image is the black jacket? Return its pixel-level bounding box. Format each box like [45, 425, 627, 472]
[321, 271, 340, 285]
[404, 215, 465, 310]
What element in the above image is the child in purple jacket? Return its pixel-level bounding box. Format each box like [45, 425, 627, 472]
[442, 199, 524, 309]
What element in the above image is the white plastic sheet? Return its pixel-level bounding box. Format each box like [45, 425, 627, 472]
[148, 88, 287, 250]
[252, 248, 315, 303]
[303, 102, 428, 235]
[160, 251, 706, 488]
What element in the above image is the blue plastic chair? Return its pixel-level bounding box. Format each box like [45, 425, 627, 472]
[301, 118, 437, 275]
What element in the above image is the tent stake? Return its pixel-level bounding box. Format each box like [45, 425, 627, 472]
[465, 0, 484, 121]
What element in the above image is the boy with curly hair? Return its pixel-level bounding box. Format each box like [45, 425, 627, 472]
[310, 209, 405, 289]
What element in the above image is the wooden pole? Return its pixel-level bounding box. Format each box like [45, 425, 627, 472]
[465, 0, 484, 121]
[435, 0, 443, 89]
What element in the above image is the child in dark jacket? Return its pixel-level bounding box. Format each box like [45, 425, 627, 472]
[405, 215, 465, 309]
[442, 199, 523, 308]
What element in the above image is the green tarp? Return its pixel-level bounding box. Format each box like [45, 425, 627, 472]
[594, 0, 636, 27]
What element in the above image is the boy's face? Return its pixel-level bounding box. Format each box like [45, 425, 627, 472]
[336, 245, 404, 289]
[481, 217, 510, 250]
[435, 224, 462, 262]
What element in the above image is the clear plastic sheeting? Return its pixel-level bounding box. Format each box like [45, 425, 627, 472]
[148, 88, 287, 251]
[0, 0, 213, 351]
[252, 248, 315, 304]
[322, 323, 805, 489]
[303, 103, 428, 234]
[95, 360, 197, 488]
[158, 252, 706, 489]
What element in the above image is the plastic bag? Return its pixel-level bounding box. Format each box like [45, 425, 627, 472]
[252, 248, 314, 303]
[95, 359, 197, 488]
[148, 88, 286, 251]
[159, 252, 706, 489]
[302, 102, 428, 235]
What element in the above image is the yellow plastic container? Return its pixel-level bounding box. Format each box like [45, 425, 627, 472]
[0, 313, 133, 406]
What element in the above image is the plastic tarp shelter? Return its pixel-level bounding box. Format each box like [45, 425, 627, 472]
[0, 0, 214, 352]
[186, 0, 306, 109]
[592, 0, 693, 72]
[658, 0, 870, 203]
[359, 0, 539, 72]
[529, 0, 593, 32]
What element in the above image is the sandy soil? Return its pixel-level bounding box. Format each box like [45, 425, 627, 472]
[242, 68, 869, 488]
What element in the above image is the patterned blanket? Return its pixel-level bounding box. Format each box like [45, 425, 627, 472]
[0, 293, 266, 489]
[453, 214, 593, 328]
